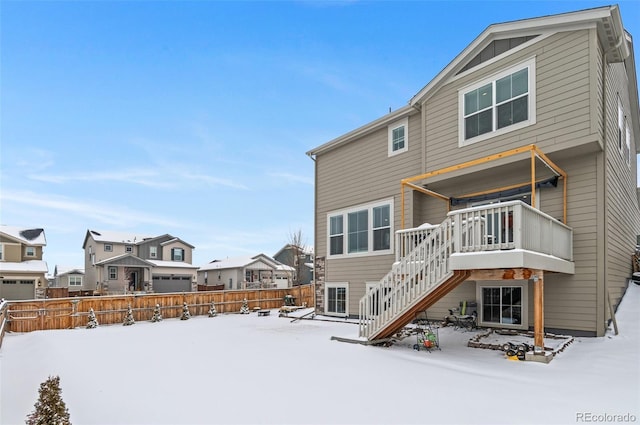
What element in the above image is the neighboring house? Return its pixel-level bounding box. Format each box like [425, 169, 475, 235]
[82, 230, 198, 294]
[197, 254, 294, 290]
[307, 5, 640, 343]
[0, 225, 48, 300]
[273, 244, 314, 285]
[52, 266, 85, 293]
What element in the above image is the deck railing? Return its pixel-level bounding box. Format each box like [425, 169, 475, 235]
[450, 200, 573, 261]
[359, 201, 573, 339]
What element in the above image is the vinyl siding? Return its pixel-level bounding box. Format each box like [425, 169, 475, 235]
[424, 30, 595, 174]
[604, 58, 640, 334]
[315, 112, 422, 313]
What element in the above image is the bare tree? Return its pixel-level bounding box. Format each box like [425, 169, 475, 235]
[288, 229, 307, 287]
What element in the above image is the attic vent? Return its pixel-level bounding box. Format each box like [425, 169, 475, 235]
[458, 35, 539, 74]
[19, 228, 44, 241]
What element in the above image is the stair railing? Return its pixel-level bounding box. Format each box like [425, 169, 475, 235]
[359, 217, 454, 339]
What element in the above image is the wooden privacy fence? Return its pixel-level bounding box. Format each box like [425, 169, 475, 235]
[4, 284, 314, 333]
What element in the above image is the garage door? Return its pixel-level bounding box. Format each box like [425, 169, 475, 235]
[0, 279, 35, 300]
[152, 276, 192, 293]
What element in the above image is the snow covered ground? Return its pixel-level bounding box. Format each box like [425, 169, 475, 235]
[2, 284, 639, 425]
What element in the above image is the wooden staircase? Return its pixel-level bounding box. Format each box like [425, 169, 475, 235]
[359, 216, 469, 341]
[373, 270, 470, 339]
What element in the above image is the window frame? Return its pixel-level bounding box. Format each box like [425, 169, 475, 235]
[171, 248, 185, 262]
[150, 246, 158, 258]
[104, 244, 113, 252]
[69, 276, 83, 286]
[25, 246, 36, 257]
[388, 117, 409, 157]
[0, 244, 3, 261]
[125, 245, 133, 253]
[326, 198, 394, 259]
[458, 57, 536, 147]
[108, 266, 117, 280]
[324, 282, 349, 317]
[476, 282, 528, 330]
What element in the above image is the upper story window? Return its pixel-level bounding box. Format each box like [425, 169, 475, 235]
[327, 198, 393, 258]
[459, 58, 536, 146]
[69, 276, 82, 286]
[150, 246, 158, 258]
[171, 248, 184, 262]
[618, 96, 631, 166]
[104, 244, 113, 252]
[25, 246, 35, 257]
[388, 118, 408, 157]
[125, 245, 133, 253]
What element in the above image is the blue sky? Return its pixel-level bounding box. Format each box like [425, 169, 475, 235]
[1, 0, 639, 271]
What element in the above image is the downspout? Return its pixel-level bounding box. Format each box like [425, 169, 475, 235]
[305, 152, 318, 312]
[598, 33, 624, 335]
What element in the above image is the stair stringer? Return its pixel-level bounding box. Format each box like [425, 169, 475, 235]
[373, 269, 470, 340]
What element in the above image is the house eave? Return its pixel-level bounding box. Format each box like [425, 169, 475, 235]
[306, 104, 418, 157]
[410, 5, 629, 107]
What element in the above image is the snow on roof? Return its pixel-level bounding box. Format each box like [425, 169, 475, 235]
[275, 264, 295, 272]
[0, 260, 48, 273]
[199, 254, 284, 271]
[0, 225, 46, 246]
[87, 229, 154, 244]
[55, 266, 84, 276]
[147, 260, 198, 269]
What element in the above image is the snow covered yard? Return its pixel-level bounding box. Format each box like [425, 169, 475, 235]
[2, 284, 639, 425]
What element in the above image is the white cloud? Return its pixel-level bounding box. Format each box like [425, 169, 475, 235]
[267, 171, 313, 185]
[1, 190, 181, 228]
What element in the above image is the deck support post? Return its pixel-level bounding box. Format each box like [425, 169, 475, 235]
[533, 270, 544, 354]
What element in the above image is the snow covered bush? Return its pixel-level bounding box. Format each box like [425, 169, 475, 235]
[123, 304, 135, 326]
[25, 375, 71, 425]
[86, 308, 98, 329]
[239, 298, 250, 314]
[208, 302, 217, 317]
[180, 302, 191, 320]
[151, 304, 163, 322]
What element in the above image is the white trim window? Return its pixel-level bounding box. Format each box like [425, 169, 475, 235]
[150, 246, 158, 258]
[618, 97, 631, 166]
[108, 266, 117, 280]
[388, 118, 408, 156]
[476, 282, 527, 329]
[104, 244, 113, 252]
[69, 276, 82, 286]
[25, 246, 36, 257]
[125, 245, 133, 253]
[327, 198, 393, 258]
[325, 282, 348, 316]
[459, 58, 536, 146]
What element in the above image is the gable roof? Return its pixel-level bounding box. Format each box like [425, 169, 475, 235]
[410, 5, 629, 106]
[0, 225, 47, 246]
[94, 253, 156, 267]
[307, 5, 633, 157]
[82, 230, 194, 249]
[54, 266, 84, 276]
[199, 253, 282, 272]
[273, 244, 314, 259]
[83, 229, 154, 248]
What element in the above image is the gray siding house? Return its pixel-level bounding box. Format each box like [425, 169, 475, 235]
[0, 225, 48, 300]
[52, 266, 85, 293]
[307, 5, 639, 342]
[82, 230, 198, 294]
